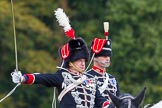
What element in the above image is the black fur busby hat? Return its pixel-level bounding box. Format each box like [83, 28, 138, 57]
[59, 37, 89, 68]
[91, 38, 112, 57]
[55, 8, 89, 68]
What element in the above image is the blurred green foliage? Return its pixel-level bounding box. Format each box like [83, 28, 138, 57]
[0, 0, 162, 107]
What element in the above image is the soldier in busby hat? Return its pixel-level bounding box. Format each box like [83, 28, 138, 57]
[59, 37, 89, 72]
[10, 8, 111, 108]
[87, 22, 120, 108]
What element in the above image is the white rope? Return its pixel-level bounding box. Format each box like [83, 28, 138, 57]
[52, 87, 56, 108]
[120, 96, 134, 100]
[0, 0, 21, 103]
[128, 99, 131, 108]
[11, 0, 18, 71]
[58, 75, 87, 101]
[144, 104, 151, 108]
[85, 53, 95, 72]
[0, 83, 21, 102]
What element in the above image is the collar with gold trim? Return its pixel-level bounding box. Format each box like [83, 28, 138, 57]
[92, 66, 105, 74]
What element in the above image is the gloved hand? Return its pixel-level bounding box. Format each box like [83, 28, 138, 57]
[11, 70, 23, 84]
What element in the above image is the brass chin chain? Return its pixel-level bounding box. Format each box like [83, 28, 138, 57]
[69, 62, 84, 73]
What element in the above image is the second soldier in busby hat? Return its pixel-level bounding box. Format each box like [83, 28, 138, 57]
[89, 37, 113, 71]
[87, 22, 120, 108]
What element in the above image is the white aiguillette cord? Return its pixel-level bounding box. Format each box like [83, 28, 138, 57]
[0, 0, 21, 103]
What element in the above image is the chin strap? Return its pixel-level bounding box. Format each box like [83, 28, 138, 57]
[69, 62, 84, 73]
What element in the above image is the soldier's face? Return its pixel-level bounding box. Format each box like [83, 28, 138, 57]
[95, 56, 110, 68]
[71, 58, 86, 72]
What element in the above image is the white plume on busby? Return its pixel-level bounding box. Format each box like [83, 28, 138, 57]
[54, 8, 75, 39]
[104, 22, 109, 40]
[91, 22, 112, 57]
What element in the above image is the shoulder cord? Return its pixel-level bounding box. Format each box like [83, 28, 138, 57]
[0, 0, 21, 103]
[58, 75, 87, 102]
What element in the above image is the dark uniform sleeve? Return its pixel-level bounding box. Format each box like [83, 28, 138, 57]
[23, 70, 63, 88]
[34, 72, 62, 87]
